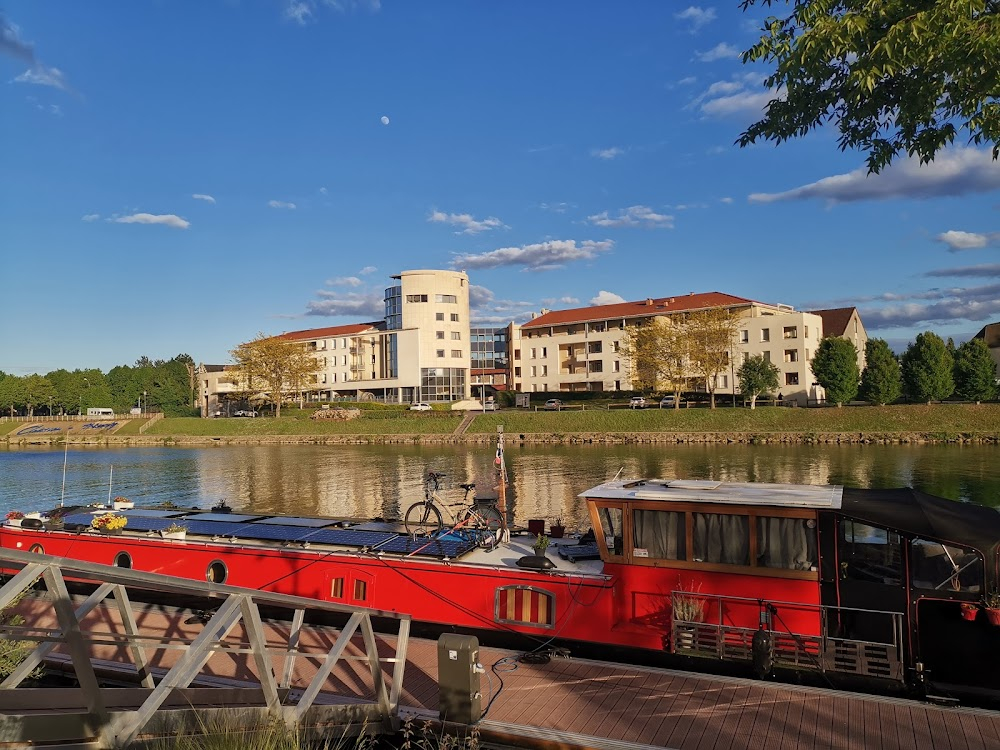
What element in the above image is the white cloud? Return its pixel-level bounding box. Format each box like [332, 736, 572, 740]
[720, 196, 733, 204]
[591, 291, 627, 306]
[15, 64, 70, 92]
[452, 239, 614, 271]
[696, 42, 738, 63]
[192, 194, 216, 204]
[359, 266, 377, 275]
[935, 230, 998, 251]
[268, 200, 297, 209]
[114, 213, 190, 229]
[591, 146, 624, 160]
[380, 115, 390, 125]
[675, 7, 717, 31]
[319, 186, 328, 195]
[1, 16, 35, 63]
[285, 1, 313, 24]
[81, 213, 100, 222]
[540, 202, 571, 213]
[676, 76, 697, 86]
[305, 290, 383, 318]
[587, 205, 674, 229]
[749, 147, 1000, 204]
[428, 210, 507, 235]
[926, 264, 1000, 279]
[326, 276, 363, 287]
[691, 73, 780, 120]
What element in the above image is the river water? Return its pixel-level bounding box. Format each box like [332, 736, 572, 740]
[1, 443, 997, 531]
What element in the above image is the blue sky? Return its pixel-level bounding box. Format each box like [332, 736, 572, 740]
[3, 1, 999, 375]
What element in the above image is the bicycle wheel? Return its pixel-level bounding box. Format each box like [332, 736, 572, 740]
[474, 528, 497, 550]
[477, 505, 504, 532]
[404, 502, 443, 537]
[458, 508, 498, 550]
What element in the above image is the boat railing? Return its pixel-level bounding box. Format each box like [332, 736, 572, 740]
[670, 590, 905, 682]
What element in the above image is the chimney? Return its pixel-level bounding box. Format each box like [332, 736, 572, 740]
[645, 298, 653, 306]
[540, 308, 551, 316]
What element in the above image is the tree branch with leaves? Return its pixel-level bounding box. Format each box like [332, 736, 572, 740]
[230, 333, 320, 418]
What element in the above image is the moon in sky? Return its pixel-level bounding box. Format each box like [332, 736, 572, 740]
[380, 116, 390, 125]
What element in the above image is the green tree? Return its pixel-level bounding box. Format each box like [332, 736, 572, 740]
[739, 1, 1000, 173]
[23, 375, 56, 418]
[953, 338, 998, 402]
[620, 317, 691, 404]
[686, 308, 741, 409]
[0, 376, 26, 417]
[859, 339, 902, 406]
[736, 354, 780, 409]
[811, 337, 860, 406]
[230, 333, 320, 418]
[620, 320, 661, 393]
[901, 331, 954, 403]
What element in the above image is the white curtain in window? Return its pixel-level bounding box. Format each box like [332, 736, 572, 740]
[757, 517, 813, 570]
[693, 513, 749, 565]
[633, 510, 684, 559]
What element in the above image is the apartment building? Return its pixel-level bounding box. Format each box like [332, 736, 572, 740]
[519, 292, 827, 405]
[199, 269, 471, 414]
[808, 307, 869, 373]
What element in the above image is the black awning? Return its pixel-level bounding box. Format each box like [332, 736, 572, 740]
[840, 487, 1000, 558]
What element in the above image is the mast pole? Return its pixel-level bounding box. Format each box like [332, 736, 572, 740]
[496, 426, 510, 544]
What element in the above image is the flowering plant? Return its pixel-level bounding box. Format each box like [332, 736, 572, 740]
[163, 523, 187, 534]
[5, 511, 24, 520]
[91, 513, 127, 532]
[672, 579, 706, 623]
[113, 496, 130, 504]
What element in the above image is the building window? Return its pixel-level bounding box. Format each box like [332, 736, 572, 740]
[784, 349, 798, 363]
[451, 350, 462, 358]
[742, 352, 750, 363]
[589, 361, 603, 373]
[717, 375, 728, 389]
[783, 326, 797, 339]
[763, 351, 770, 362]
[436, 312, 444, 321]
[451, 313, 459, 322]
[451, 331, 461, 340]
[436, 294, 457, 303]
[785, 372, 799, 386]
[541, 347, 547, 358]
[613, 341, 621, 353]
[804, 326, 809, 338]
[613, 360, 620, 372]
[589, 341, 602, 354]
[530, 348, 537, 359]
[436, 331, 445, 339]
[530, 366, 537, 377]
[437, 350, 445, 358]
[760, 329, 770, 343]
[406, 294, 428, 303]
[541, 365, 548, 376]
[740, 330, 749, 343]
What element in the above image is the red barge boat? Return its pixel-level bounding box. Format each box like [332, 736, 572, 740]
[3, 473, 999, 704]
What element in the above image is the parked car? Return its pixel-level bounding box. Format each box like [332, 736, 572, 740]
[543, 399, 563, 411]
[660, 395, 677, 408]
[482, 401, 499, 411]
[233, 410, 258, 418]
[629, 396, 647, 409]
[409, 402, 432, 411]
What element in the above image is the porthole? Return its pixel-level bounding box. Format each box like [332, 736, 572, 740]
[206, 560, 227, 584]
[28, 544, 44, 555]
[114, 551, 132, 569]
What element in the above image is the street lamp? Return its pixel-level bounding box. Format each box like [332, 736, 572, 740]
[143, 390, 148, 414]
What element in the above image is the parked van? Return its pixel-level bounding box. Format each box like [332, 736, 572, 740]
[86, 408, 115, 419]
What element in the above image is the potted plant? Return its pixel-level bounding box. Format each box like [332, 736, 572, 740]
[46, 508, 66, 530]
[549, 518, 565, 539]
[960, 602, 979, 622]
[112, 496, 134, 510]
[982, 591, 1000, 626]
[672, 582, 706, 650]
[532, 533, 550, 556]
[160, 522, 187, 541]
[91, 513, 127, 535]
[5, 511, 24, 527]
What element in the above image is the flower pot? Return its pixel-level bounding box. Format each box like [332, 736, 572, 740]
[675, 626, 696, 651]
[532, 545, 548, 557]
[986, 608, 1000, 626]
[6, 519, 21, 528]
[960, 604, 979, 622]
[527, 519, 545, 536]
[95, 527, 123, 535]
[160, 530, 186, 541]
[113, 501, 134, 510]
[549, 525, 565, 539]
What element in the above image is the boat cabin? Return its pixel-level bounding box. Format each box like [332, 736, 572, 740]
[580, 478, 1000, 696]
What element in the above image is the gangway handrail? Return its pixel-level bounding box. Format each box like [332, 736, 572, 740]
[0, 547, 411, 748]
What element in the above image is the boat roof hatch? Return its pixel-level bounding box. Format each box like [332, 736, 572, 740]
[579, 478, 844, 510]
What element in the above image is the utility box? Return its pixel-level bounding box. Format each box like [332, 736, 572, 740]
[437, 634, 482, 725]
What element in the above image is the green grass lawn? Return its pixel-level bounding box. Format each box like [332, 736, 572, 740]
[144, 413, 463, 436]
[466, 403, 1000, 436]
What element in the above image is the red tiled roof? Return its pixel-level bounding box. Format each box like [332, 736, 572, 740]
[974, 322, 1000, 347]
[279, 323, 378, 341]
[521, 292, 759, 329]
[807, 308, 858, 338]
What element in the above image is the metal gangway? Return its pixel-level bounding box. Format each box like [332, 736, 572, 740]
[0, 547, 411, 748]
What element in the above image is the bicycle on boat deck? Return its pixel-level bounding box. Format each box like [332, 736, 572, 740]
[403, 472, 503, 550]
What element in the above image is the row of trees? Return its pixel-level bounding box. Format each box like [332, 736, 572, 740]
[810, 333, 998, 407]
[0, 355, 198, 418]
[228, 333, 320, 418]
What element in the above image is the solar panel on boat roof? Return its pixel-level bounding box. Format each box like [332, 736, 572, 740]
[228, 523, 316, 543]
[253, 516, 335, 528]
[182, 520, 254, 537]
[305, 529, 397, 547]
[60, 513, 102, 527]
[121, 509, 189, 518]
[118, 517, 184, 532]
[376, 536, 476, 558]
[180, 513, 263, 523]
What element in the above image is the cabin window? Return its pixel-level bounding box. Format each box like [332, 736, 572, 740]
[330, 577, 344, 599]
[114, 551, 132, 569]
[839, 521, 902, 585]
[632, 510, 685, 560]
[692, 513, 750, 565]
[910, 539, 982, 594]
[28, 544, 44, 554]
[353, 580, 367, 601]
[495, 586, 555, 628]
[756, 517, 816, 570]
[206, 560, 228, 584]
[597, 506, 623, 556]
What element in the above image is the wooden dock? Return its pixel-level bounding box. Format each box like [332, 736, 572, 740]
[13, 596, 999, 750]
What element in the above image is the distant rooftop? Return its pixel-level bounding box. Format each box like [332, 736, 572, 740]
[279, 323, 381, 341]
[807, 307, 859, 338]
